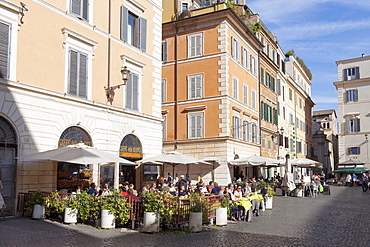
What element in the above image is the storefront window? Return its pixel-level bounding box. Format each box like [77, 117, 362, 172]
[57, 163, 91, 192]
[143, 165, 159, 180]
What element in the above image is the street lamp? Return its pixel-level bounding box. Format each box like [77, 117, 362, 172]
[104, 66, 131, 105]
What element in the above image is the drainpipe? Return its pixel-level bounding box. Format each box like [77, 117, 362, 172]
[107, 0, 112, 91]
[174, 1, 179, 150]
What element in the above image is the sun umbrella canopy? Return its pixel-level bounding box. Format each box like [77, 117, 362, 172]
[139, 151, 211, 165]
[229, 155, 280, 167]
[290, 158, 322, 168]
[332, 168, 367, 174]
[18, 143, 135, 165]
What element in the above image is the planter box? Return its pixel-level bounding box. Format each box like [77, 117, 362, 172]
[32, 204, 45, 219]
[101, 209, 115, 229]
[189, 212, 202, 232]
[143, 212, 159, 233]
[216, 207, 227, 226]
[64, 208, 78, 224]
[265, 197, 273, 209]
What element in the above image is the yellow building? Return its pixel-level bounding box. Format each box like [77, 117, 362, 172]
[0, 0, 162, 215]
[162, 1, 263, 184]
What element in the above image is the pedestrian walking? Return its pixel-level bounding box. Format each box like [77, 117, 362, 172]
[362, 173, 368, 192]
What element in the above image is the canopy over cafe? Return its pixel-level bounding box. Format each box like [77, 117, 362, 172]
[57, 127, 143, 192]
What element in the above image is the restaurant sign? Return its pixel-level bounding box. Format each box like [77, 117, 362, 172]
[58, 126, 92, 148]
[119, 134, 142, 160]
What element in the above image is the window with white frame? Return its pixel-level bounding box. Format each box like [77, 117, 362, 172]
[251, 89, 256, 109]
[143, 165, 159, 180]
[251, 56, 257, 75]
[70, 0, 89, 21]
[251, 123, 259, 144]
[344, 67, 359, 81]
[243, 120, 251, 142]
[121, 5, 147, 51]
[243, 84, 248, 105]
[297, 141, 302, 154]
[233, 77, 238, 99]
[68, 49, 88, 99]
[161, 79, 166, 103]
[188, 74, 203, 99]
[125, 72, 139, 111]
[188, 33, 203, 57]
[162, 41, 168, 62]
[189, 113, 203, 138]
[242, 47, 249, 68]
[282, 106, 286, 120]
[231, 37, 240, 61]
[346, 89, 358, 102]
[181, 2, 189, 10]
[347, 118, 360, 133]
[233, 116, 242, 139]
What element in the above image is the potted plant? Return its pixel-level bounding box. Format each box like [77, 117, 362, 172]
[265, 186, 276, 210]
[64, 194, 79, 224]
[26, 191, 45, 219]
[189, 192, 207, 232]
[142, 191, 177, 232]
[44, 191, 64, 221]
[76, 191, 99, 225]
[216, 196, 229, 226]
[294, 184, 304, 197]
[100, 191, 131, 229]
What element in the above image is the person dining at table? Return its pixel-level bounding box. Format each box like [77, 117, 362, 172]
[244, 182, 253, 197]
[224, 187, 239, 221]
[234, 186, 243, 200]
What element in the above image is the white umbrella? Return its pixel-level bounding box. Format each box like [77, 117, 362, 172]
[18, 143, 135, 165]
[291, 158, 322, 169]
[229, 155, 280, 167]
[139, 151, 211, 177]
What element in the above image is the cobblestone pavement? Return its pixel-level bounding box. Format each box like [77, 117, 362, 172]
[1, 185, 369, 247]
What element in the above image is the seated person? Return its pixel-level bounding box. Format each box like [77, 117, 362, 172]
[233, 186, 243, 200]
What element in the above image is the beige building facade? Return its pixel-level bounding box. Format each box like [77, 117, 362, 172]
[0, 0, 163, 215]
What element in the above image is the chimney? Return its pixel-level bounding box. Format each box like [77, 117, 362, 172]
[362, 53, 365, 57]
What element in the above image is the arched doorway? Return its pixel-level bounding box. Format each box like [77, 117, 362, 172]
[119, 134, 142, 186]
[57, 126, 93, 192]
[0, 116, 17, 215]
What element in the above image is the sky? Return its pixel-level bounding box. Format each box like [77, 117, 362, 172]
[247, 0, 370, 112]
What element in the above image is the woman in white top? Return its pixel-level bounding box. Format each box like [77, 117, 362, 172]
[233, 186, 243, 200]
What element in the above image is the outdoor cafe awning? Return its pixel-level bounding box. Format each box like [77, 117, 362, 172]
[332, 168, 368, 174]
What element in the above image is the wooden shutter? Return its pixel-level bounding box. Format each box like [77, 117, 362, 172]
[196, 34, 202, 56]
[0, 21, 10, 79]
[260, 67, 264, 83]
[78, 53, 87, 98]
[196, 75, 202, 98]
[162, 41, 167, 62]
[277, 79, 281, 95]
[125, 73, 133, 109]
[161, 79, 166, 103]
[354, 89, 358, 101]
[355, 67, 360, 79]
[71, 0, 82, 17]
[343, 69, 348, 81]
[139, 17, 147, 51]
[189, 115, 195, 138]
[189, 76, 196, 98]
[132, 73, 139, 111]
[68, 49, 78, 96]
[82, 0, 89, 20]
[196, 114, 202, 138]
[189, 35, 195, 57]
[121, 6, 128, 42]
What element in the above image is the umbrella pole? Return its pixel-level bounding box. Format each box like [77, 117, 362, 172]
[172, 164, 175, 181]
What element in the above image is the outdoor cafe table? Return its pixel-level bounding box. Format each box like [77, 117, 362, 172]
[247, 194, 264, 204]
[233, 198, 252, 221]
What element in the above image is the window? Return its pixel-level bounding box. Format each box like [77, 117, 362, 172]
[347, 118, 360, 133]
[243, 84, 248, 105]
[290, 139, 294, 153]
[267, 140, 271, 150]
[262, 138, 265, 148]
[289, 88, 292, 101]
[251, 123, 259, 144]
[0, 20, 10, 79]
[125, 72, 139, 111]
[162, 116, 166, 141]
[348, 147, 360, 155]
[143, 165, 159, 180]
[346, 89, 358, 102]
[181, 2, 189, 10]
[121, 6, 147, 51]
[251, 56, 257, 75]
[231, 37, 240, 61]
[289, 113, 293, 124]
[162, 41, 168, 62]
[251, 90, 256, 109]
[188, 33, 203, 57]
[344, 67, 359, 81]
[188, 74, 203, 99]
[297, 141, 302, 154]
[243, 120, 251, 142]
[242, 47, 249, 68]
[189, 113, 203, 138]
[70, 0, 89, 21]
[233, 77, 238, 99]
[282, 106, 286, 120]
[261, 102, 277, 124]
[233, 116, 242, 139]
[68, 49, 88, 99]
[161, 79, 166, 103]
[260, 67, 264, 84]
[282, 86, 285, 101]
[266, 43, 270, 57]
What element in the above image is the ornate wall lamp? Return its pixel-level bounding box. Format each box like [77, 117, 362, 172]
[105, 66, 130, 105]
